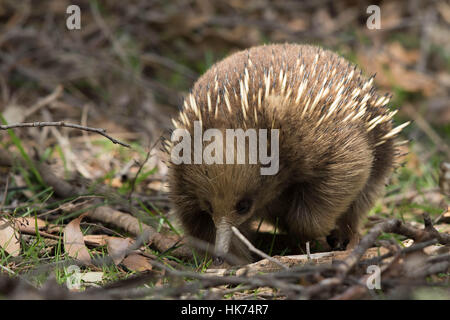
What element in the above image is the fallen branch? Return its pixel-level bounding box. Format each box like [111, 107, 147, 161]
[338, 213, 449, 275]
[0, 121, 130, 148]
[336, 219, 401, 274]
[231, 226, 289, 270]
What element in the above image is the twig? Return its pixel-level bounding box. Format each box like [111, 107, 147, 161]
[336, 219, 401, 275]
[231, 226, 289, 270]
[0, 121, 130, 148]
[338, 213, 450, 276]
[136, 258, 303, 297]
[422, 212, 450, 244]
[24, 85, 63, 119]
[42, 109, 92, 178]
[128, 136, 161, 201]
[360, 238, 439, 266]
[18, 228, 61, 241]
[0, 264, 15, 275]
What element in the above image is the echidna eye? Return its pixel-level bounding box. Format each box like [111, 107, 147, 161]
[235, 198, 252, 215]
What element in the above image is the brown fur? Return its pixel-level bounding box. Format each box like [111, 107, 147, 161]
[166, 44, 406, 264]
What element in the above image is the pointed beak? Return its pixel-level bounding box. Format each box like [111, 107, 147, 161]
[213, 217, 232, 265]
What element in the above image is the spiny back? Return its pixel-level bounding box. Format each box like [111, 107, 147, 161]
[170, 43, 408, 149]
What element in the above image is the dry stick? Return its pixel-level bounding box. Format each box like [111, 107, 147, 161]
[302, 214, 450, 299]
[128, 135, 162, 201]
[336, 219, 401, 275]
[330, 273, 375, 300]
[18, 228, 61, 241]
[390, 212, 450, 245]
[0, 121, 130, 148]
[415, 261, 449, 278]
[102, 258, 304, 299]
[39, 196, 102, 218]
[360, 238, 439, 266]
[42, 252, 300, 299]
[231, 226, 289, 270]
[0, 264, 15, 275]
[421, 212, 450, 244]
[42, 109, 92, 178]
[24, 85, 63, 119]
[332, 242, 406, 300]
[26, 235, 261, 299]
[427, 253, 450, 264]
[338, 214, 450, 275]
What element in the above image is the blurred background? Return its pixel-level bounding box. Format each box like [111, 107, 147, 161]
[0, 0, 449, 229]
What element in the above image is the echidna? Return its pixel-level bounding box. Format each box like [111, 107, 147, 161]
[165, 44, 409, 265]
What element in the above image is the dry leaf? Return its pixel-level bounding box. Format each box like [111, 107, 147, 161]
[0, 218, 21, 256]
[63, 213, 91, 265]
[107, 237, 133, 265]
[122, 254, 153, 272]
